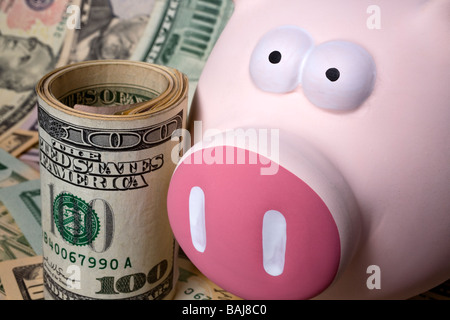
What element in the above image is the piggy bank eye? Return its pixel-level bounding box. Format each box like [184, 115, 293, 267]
[249, 25, 314, 93]
[302, 41, 376, 111]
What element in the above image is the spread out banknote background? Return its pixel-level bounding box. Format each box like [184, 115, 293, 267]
[0, 0, 448, 301]
[0, 0, 241, 301]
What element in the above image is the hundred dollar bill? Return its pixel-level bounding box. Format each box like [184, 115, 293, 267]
[36, 60, 188, 300]
[0, 0, 77, 144]
[0, 254, 239, 300]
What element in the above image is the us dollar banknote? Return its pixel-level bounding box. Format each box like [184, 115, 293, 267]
[0, 179, 42, 255]
[132, 0, 234, 104]
[0, 148, 39, 284]
[0, 255, 43, 300]
[65, 0, 234, 106]
[175, 255, 242, 300]
[36, 60, 188, 300]
[0, 0, 77, 144]
[0, 0, 233, 163]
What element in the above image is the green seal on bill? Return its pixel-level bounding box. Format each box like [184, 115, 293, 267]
[53, 193, 100, 246]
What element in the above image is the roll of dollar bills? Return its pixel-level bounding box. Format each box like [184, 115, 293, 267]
[36, 60, 188, 300]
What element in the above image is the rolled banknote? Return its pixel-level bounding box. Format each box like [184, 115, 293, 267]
[36, 60, 188, 300]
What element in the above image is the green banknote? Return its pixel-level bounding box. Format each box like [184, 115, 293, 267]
[0, 179, 41, 255]
[65, 0, 233, 107]
[0, 149, 39, 262]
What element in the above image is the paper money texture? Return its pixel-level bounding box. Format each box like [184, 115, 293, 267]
[36, 59, 188, 300]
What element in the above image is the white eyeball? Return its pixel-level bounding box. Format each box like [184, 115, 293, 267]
[249, 25, 314, 93]
[302, 41, 376, 111]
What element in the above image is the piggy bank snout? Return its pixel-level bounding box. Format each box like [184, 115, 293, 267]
[167, 137, 360, 299]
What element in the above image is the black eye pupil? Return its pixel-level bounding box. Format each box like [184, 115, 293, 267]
[268, 51, 282, 64]
[326, 68, 340, 82]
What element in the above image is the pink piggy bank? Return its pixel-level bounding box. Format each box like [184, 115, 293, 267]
[167, 0, 450, 299]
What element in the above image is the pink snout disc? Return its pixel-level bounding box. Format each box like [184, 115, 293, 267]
[168, 146, 341, 299]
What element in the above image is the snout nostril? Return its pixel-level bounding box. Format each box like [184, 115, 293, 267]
[189, 186, 207, 252]
[263, 210, 287, 276]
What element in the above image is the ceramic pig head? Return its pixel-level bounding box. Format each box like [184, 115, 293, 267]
[167, 0, 450, 299]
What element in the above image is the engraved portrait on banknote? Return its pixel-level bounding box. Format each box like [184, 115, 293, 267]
[0, 0, 70, 137]
[68, 0, 152, 62]
[0, 32, 56, 92]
